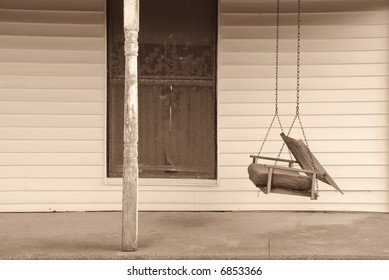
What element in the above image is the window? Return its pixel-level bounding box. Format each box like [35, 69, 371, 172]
[107, 0, 217, 179]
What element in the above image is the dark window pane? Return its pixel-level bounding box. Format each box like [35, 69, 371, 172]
[138, 82, 216, 178]
[107, 0, 217, 179]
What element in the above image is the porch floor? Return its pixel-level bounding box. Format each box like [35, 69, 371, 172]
[0, 211, 388, 260]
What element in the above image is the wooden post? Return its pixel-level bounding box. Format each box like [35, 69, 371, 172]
[122, 0, 139, 252]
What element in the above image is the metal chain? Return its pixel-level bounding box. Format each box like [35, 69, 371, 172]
[257, 0, 319, 195]
[290, 0, 319, 193]
[274, 0, 280, 117]
[274, 0, 285, 134]
[257, 0, 285, 158]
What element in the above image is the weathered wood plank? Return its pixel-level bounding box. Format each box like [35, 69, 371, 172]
[0, 63, 105, 77]
[0, 35, 105, 50]
[221, 153, 389, 166]
[0, 49, 104, 64]
[0, 0, 105, 11]
[219, 165, 389, 179]
[220, 64, 389, 78]
[220, 51, 389, 65]
[219, 140, 389, 153]
[0, 153, 104, 166]
[0, 89, 104, 102]
[0, 102, 104, 115]
[0, 9, 104, 24]
[0, 76, 104, 90]
[0, 140, 104, 153]
[0, 128, 103, 140]
[0, 22, 104, 37]
[219, 114, 389, 128]
[220, 11, 389, 26]
[220, 127, 389, 141]
[219, 76, 388, 91]
[219, 101, 388, 115]
[221, 25, 389, 39]
[25, 166, 104, 178]
[219, 90, 389, 103]
[221, 38, 389, 52]
[122, 0, 139, 252]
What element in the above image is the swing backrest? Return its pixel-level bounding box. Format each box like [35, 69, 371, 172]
[280, 133, 343, 194]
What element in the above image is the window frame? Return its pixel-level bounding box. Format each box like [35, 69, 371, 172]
[106, 0, 218, 180]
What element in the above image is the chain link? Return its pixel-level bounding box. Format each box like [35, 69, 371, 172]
[274, 0, 280, 116]
[295, 0, 319, 193]
[257, 0, 285, 158]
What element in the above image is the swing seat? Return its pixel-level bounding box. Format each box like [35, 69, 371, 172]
[248, 163, 312, 191]
[248, 159, 320, 199]
[248, 133, 343, 200]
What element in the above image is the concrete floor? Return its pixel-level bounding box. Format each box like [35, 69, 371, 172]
[0, 211, 389, 260]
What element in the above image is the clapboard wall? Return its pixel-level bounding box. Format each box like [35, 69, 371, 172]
[0, 0, 388, 212]
[217, 0, 389, 211]
[0, 0, 113, 211]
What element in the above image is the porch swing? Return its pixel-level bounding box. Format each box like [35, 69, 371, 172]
[247, 0, 343, 200]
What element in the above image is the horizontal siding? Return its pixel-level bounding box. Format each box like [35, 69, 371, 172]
[0, 0, 107, 211]
[220, 115, 389, 128]
[0, 166, 104, 178]
[217, 0, 389, 211]
[219, 77, 388, 90]
[221, 38, 389, 52]
[220, 166, 389, 179]
[222, 25, 389, 39]
[0, 153, 104, 166]
[221, 51, 389, 65]
[0, 22, 105, 37]
[0, 76, 104, 89]
[0, 103, 104, 115]
[0, 140, 104, 152]
[220, 140, 388, 153]
[220, 153, 389, 166]
[0, 0, 105, 11]
[0, 63, 105, 76]
[221, 10, 389, 26]
[217, 178, 389, 191]
[0, 128, 104, 139]
[0, 35, 105, 50]
[0, 10, 104, 25]
[0, 115, 105, 127]
[219, 0, 389, 14]
[0, 49, 105, 64]
[219, 89, 389, 103]
[220, 102, 387, 115]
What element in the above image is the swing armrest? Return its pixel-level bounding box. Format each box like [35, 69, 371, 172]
[250, 155, 297, 164]
[263, 164, 325, 176]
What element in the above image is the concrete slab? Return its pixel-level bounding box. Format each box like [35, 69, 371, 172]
[0, 211, 388, 260]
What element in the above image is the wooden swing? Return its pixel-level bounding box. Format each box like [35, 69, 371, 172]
[247, 0, 343, 200]
[248, 133, 344, 200]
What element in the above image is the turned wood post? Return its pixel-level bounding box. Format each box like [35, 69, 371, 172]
[122, 0, 139, 252]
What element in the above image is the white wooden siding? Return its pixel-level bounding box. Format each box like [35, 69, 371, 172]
[218, 0, 389, 211]
[0, 0, 108, 211]
[0, 0, 388, 212]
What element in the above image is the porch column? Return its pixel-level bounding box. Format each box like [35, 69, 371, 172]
[122, 0, 139, 252]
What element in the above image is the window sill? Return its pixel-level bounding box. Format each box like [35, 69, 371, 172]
[105, 177, 218, 188]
